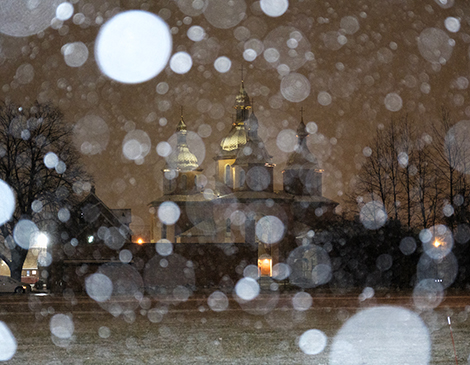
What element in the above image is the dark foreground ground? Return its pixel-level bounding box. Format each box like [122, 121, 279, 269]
[0, 290, 469, 364]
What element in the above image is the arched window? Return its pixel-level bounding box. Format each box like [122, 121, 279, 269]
[224, 164, 232, 186]
[181, 174, 188, 191]
[239, 169, 245, 188]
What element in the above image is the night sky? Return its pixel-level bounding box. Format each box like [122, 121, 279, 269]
[0, 0, 469, 237]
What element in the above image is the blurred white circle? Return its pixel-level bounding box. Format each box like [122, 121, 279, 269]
[0, 321, 17, 361]
[260, 0, 289, 17]
[445, 120, 470, 175]
[44, 152, 59, 169]
[318, 91, 332, 106]
[256, 216, 285, 244]
[235, 277, 259, 301]
[293, 292, 312, 311]
[158, 202, 181, 225]
[156, 141, 172, 157]
[243, 265, 260, 280]
[272, 263, 291, 280]
[122, 130, 151, 161]
[208, 291, 229, 312]
[85, 273, 113, 302]
[384, 93, 402, 112]
[214, 56, 232, 73]
[203, 0, 246, 29]
[63, 42, 89, 68]
[13, 220, 39, 249]
[399, 237, 416, 255]
[340, 16, 360, 34]
[156, 239, 173, 256]
[330, 306, 431, 364]
[421, 224, 453, 260]
[299, 329, 327, 355]
[360, 201, 387, 230]
[187, 25, 205, 41]
[95, 10, 172, 84]
[50, 314, 74, 339]
[413, 279, 444, 310]
[170, 52, 193, 74]
[73, 115, 110, 156]
[0, 180, 15, 226]
[276, 129, 297, 153]
[119, 249, 133, 264]
[0, 0, 61, 37]
[417, 27, 453, 64]
[444, 17, 460, 33]
[280, 73, 311, 102]
[56, 2, 74, 21]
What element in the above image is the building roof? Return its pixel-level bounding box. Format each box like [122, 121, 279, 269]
[178, 219, 218, 237]
[149, 192, 213, 205]
[215, 190, 294, 203]
[293, 195, 337, 205]
[166, 114, 199, 172]
[233, 112, 272, 166]
[216, 80, 252, 160]
[286, 115, 320, 170]
[218, 123, 248, 156]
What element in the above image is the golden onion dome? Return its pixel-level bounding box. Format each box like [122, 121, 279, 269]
[167, 144, 199, 172]
[166, 115, 199, 172]
[220, 123, 247, 151]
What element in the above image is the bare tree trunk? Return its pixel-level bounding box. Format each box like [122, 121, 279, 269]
[10, 246, 28, 281]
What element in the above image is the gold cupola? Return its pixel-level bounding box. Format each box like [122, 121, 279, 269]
[166, 112, 199, 172]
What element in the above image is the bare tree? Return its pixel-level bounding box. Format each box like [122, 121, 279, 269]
[0, 101, 89, 281]
[354, 120, 405, 225]
[431, 107, 470, 229]
[353, 115, 455, 231]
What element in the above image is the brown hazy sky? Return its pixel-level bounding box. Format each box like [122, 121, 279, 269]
[0, 0, 469, 235]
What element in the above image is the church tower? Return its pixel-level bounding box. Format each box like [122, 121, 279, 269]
[163, 111, 202, 195]
[283, 110, 322, 196]
[232, 111, 275, 192]
[149, 111, 204, 243]
[214, 79, 251, 193]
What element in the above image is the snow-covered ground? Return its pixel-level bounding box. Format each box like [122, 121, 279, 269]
[0, 292, 468, 364]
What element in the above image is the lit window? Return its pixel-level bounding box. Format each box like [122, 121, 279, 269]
[258, 254, 272, 277]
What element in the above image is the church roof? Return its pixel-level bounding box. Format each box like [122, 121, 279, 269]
[177, 219, 218, 237]
[219, 122, 248, 154]
[234, 80, 251, 108]
[286, 115, 320, 170]
[149, 192, 213, 205]
[216, 80, 253, 159]
[233, 112, 272, 166]
[215, 190, 294, 203]
[166, 114, 199, 172]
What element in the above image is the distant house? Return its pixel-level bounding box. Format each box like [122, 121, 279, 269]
[48, 187, 133, 292]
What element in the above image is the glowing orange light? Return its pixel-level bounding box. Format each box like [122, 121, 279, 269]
[258, 256, 272, 277]
[137, 238, 143, 244]
[433, 239, 441, 248]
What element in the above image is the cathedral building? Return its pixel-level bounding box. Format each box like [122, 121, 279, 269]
[149, 79, 337, 279]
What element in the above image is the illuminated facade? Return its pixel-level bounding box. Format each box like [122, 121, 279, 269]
[149, 79, 337, 278]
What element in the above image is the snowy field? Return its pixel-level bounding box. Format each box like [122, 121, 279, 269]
[0, 291, 469, 364]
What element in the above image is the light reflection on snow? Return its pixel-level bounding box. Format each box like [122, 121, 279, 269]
[299, 329, 327, 355]
[330, 306, 431, 365]
[0, 321, 16, 361]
